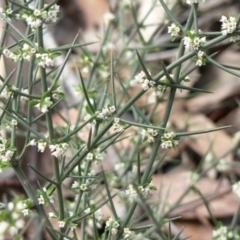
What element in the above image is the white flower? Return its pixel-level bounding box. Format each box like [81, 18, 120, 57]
[0, 85, 12, 99]
[49, 143, 68, 158]
[183, 35, 206, 50]
[21, 208, 29, 216]
[33, 9, 41, 17]
[86, 153, 94, 161]
[36, 53, 54, 68]
[105, 217, 119, 235]
[38, 195, 45, 205]
[109, 105, 116, 113]
[58, 221, 65, 228]
[212, 226, 228, 238]
[168, 23, 180, 38]
[2, 150, 14, 161]
[72, 181, 80, 189]
[161, 131, 178, 149]
[141, 128, 158, 143]
[35, 97, 53, 113]
[220, 15, 237, 35]
[132, 71, 154, 90]
[103, 12, 115, 25]
[125, 184, 138, 202]
[28, 139, 37, 146]
[37, 141, 47, 152]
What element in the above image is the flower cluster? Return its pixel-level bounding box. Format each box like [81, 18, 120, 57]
[34, 97, 53, 113]
[3, 42, 37, 62]
[183, 30, 206, 50]
[79, 54, 93, 76]
[113, 118, 126, 133]
[72, 169, 97, 192]
[132, 71, 155, 91]
[125, 181, 157, 202]
[186, 0, 207, 4]
[3, 42, 61, 68]
[232, 181, 240, 198]
[0, 196, 26, 239]
[0, 135, 16, 171]
[49, 142, 69, 158]
[161, 131, 179, 149]
[18, 4, 60, 30]
[168, 23, 180, 40]
[212, 226, 240, 240]
[105, 217, 119, 235]
[21, 199, 33, 216]
[37, 140, 47, 152]
[0, 82, 17, 99]
[36, 52, 54, 68]
[85, 148, 104, 164]
[52, 86, 64, 100]
[196, 51, 205, 66]
[0, 6, 13, 21]
[220, 15, 237, 36]
[96, 105, 116, 119]
[141, 128, 158, 143]
[49, 213, 77, 231]
[123, 228, 151, 240]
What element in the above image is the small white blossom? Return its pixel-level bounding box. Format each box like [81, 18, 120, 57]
[28, 139, 37, 146]
[212, 226, 228, 239]
[195, 51, 205, 66]
[220, 15, 237, 36]
[103, 12, 115, 25]
[80, 183, 88, 191]
[168, 23, 180, 38]
[125, 184, 138, 201]
[141, 128, 158, 143]
[49, 143, 68, 158]
[37, 140, 47, 152]
[36, 53, 54, 68]
[21, 208, 29, 216]
[113, 118, 125, 133]
[72, 181, 80, 189]
[58, 221, 65, 228]
[161, 131, 178, 149]
[38, 195, 45, 205]
[86, 153, 94, 161]
[132, 71, 155, 91]
[183, 35, 206, 50]
[105, 217, 119, 235]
